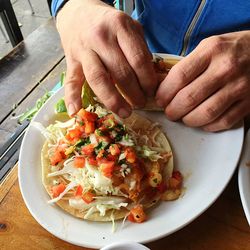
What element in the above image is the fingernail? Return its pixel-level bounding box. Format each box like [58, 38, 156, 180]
[156, 99, 164, 108]
[67, 103, 76, 116]
[118, 107, 131, 118]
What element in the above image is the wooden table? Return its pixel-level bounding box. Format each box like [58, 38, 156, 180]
[1, 19, 250, 250]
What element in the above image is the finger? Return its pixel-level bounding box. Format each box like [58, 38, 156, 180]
[182, 80, 244, 127]
[64, 59, 85, 116]
[95, 43, 146, 108]
[202, 99, 250, 132]
[81, 49, 132, 118]
[156, 44, 211, 107]
[164, 63, 224, 121]
[117, 19, 157, 96]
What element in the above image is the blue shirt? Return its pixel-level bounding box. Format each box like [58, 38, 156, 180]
[132, 0, 250, 55]
[52, 0, 250, 56]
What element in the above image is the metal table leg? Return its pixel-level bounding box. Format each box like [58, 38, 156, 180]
[0, 0, 23, 47]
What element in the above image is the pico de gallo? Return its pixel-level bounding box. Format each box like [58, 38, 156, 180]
[37, 104, 183, 225]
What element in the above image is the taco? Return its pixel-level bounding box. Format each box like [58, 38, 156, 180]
[40, 104, 182, 223]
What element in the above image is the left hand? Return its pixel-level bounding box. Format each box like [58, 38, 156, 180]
[156, 31, 250, 132]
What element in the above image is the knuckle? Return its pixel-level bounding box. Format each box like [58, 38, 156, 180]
[209, 36, 224, 53]
[130, 51, 148, 69]
[91, 25, 108, 41]
[115, 65, 133, 82]
[180, 90, 197, 108]
[220, 57, 237, 76]
[112, 11, 128, 27]
[170, 65, 189, 84]
[202, 105, 219, 121]
[87, 68, 108, 85]
[233, 79, 249, 97]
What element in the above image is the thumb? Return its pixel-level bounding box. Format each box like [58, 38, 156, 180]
[64, 60, 85, 116]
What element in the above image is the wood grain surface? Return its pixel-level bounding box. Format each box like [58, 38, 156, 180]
[1, 168, 250, 250]
[0, 18, 64, 147]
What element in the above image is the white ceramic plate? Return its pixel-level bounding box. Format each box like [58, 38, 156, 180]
[19, 54, 244, 249]
[238, 129, 250, 225]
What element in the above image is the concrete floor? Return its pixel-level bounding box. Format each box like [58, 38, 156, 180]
[0, 0, 51, 58]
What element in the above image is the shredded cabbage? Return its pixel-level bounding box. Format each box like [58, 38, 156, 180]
[138, 145, 163, 161]
[118, 134, 134, 146]
[54, 118, 75, 128]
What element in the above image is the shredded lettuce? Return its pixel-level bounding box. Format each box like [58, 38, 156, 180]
[68, 196, 128, 219]
[118, 134, 134, 146]
[138, 145, 163, 161]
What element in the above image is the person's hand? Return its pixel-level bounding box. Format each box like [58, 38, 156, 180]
[156, 31, 250, 132]
[56, 0, 156, 117]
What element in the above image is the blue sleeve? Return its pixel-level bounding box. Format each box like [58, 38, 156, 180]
[51, 0, 65, 17]
[51, 0, 114, 17]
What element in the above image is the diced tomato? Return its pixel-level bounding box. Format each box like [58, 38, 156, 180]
[169, 177, 181, 189]
[74, 157, 85, 168]
[128, 205, 146, 223]
[50, 149, 63, 166]
[75, 185, 83, 196]
[88, 157, 98, 166]
[127, 213, 135, 222]
[77, 109, 98, 122]
[85, 121, 95, 134]
[52, 183, 66, 198]
[100, 161, 115, 178]
[96, 149, 105, 159]
[97, 135, 111, 143]
[109, 144, 120, 156]
[82, 191, 95, 204]
[157, 181, 167, 193]
[168, 171, 182, 189]
[106, 153, 117, 161]
[81, 144, 95, 156]
[58, 146, 67, 159]
[125, 147, 137, 163]
[65, 128, 82, 141]
[76, 124, 85, 133]
[172, 171, 183, 182]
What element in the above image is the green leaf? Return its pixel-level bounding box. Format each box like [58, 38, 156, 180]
[60, 72, 66, 86]
[18, 91, 51, 123]
[75, 137, 91, 148]
[94, 141, 109, 154]
[55, 98, 67, 113]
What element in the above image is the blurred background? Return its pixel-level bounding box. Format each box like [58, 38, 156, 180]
[0, 0, 50, 58]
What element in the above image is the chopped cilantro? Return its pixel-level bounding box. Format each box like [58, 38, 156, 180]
[114, 133, 123, 142]
[75, 137, 90, 148]
[95, 128, 104, 136]
[94, 141, 109, 154]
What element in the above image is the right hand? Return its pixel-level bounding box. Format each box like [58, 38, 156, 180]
[56, 0, 157, 117]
